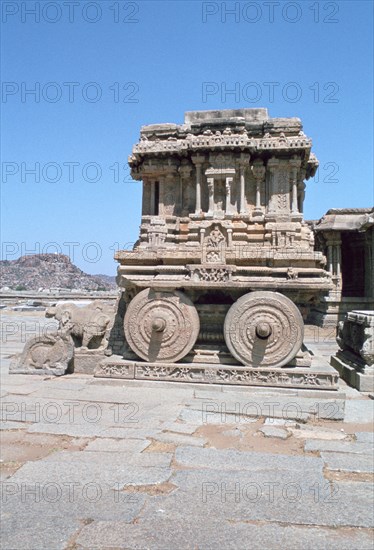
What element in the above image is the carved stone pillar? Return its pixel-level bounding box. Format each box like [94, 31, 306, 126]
[326, 232, 342, 300]
[289, 157, 301, 215]
[365, 229, 374, 297]
[164, 170, 177, 217]
[297, 168, 306, 213]
[252, 159, 265, 218]
[207, 177, 215, 215]
[266, 157, 279, 215]
[142, 176, 150, 216]
[238, 153, 250, 215]
[227, 228, 233, 247]
[192, 155, 205, 215]
[225, 177, 233, 215]
[327, 244, 333, 274]
[179, 164, 192, 216]
[158, 176, 165, 216]
[336, 243, 341, 277]
[149, 178, 159, 216]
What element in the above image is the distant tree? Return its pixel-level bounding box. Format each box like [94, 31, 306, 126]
[15, 285, 27, 291]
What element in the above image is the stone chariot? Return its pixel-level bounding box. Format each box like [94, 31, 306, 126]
[101, 109, 337, 389]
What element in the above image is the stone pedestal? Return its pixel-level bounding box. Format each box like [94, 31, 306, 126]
[331, 311, 374, 392]
[73, 350, 108, 374]
[95, 356, 339, 390]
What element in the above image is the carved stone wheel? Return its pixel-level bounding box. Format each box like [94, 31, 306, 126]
[124, 288, 200, 363]
[224, 291, 304, 368]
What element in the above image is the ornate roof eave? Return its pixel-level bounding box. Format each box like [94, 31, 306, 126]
[129, 135, 313, 170]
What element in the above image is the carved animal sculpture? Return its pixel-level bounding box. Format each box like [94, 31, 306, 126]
[46, 302, 111, 349]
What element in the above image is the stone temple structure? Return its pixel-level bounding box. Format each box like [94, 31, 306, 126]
[95, 108, 337, 389]
[311, 208, 374, 326]
[14, 108, 373, 391]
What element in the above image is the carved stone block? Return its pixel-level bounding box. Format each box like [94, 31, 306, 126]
[331, 311, 374, 392]
[10, 333, 74, 376]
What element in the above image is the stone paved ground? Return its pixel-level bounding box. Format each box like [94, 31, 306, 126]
[1, 312, 373, 549]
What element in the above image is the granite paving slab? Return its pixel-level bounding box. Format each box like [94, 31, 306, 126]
[159, 421, 200, 434]
[185, 395, 344, 420]
[85, 438, 151, 453]
[0, 513, 81, 550]
[141, 471, 374, 528]
[151, 432, 207, 447]
[289, 425, 349, 440]
[175, 446, 324, 473]
[0, 420, 31, 430]
[179, 408, 258, 425]
[75, 519, 374, 550]
[8, 451, 172, 492]
[1, 484, 146, 524]
[26, 422, 108, 438]
[321, 452, 374, 474]
[39, 450, 172, 468]
[305, 439, 374, 454]
[355, 432, 374, 443]
[259, 426, 290, 439]
[344, 400, 374, 423]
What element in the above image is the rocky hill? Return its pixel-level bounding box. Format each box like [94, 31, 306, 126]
[0, 254, 117, 291]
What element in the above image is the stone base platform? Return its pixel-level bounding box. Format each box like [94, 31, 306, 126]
[94, 356, 339, 390]
[73, 349, 109, 374]
[331, 352, 374, 393]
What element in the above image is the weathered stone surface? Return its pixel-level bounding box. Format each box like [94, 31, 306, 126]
[179, 408, 258, 425]
[84, 438, 151, 453]
[141, 470, 373, 528]
[183, 393, 346, 421]
[0, 514, 81, 550]
[45, 301, 113, 350]
[10, 450, 173, 489]
[0, 421, 29, 430]
[321, 452, 374, 473]
[95, 358, 339, 389]
[160, 421, 199, 434]
[151, 432, 207, 447]
[355, 432, 374, 443]
[344, 399, 374, 423]
[9, 300, 115, 376]
[224, 291, 304, 368]
[124, 288, 200, 363]
[1, 484, 146, 526]
[337, 311, 374, 365]
[305, 439, 373, 454]
[109, 108, 339, 389]
[332, 311, 374, 391]
[259, 426, 290, 439]
[175, 446, 323, 473]
[75, 519, 374, 550]
[289, 425, 348, 440]
[312, 210, 374, 327]
[332, 355, 374, 393]
[264, 417, 296, 427]
[9, 333, 74, 376]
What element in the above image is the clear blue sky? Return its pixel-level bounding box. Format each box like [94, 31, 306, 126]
[1, 0, 373, 275]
